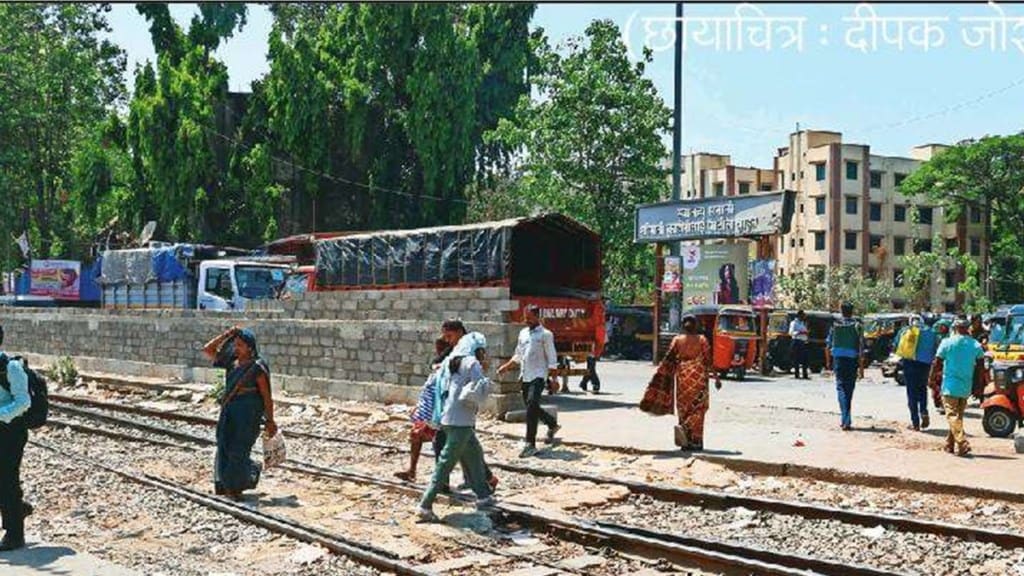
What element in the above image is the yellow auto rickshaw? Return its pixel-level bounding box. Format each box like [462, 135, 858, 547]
[766, 310, 837, 374]
[690, 305, 759, 380]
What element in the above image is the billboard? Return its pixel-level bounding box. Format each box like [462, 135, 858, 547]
[662, 256, 681, 293]
[681, 245, 748, 309]
[751, 259, 776, 309]
[635, 190, 796, 243]
[30, 259, 81, 300]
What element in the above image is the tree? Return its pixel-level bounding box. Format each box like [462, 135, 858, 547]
[0, 4, 126, 268]
[776, 267, 895, 314]
[900, 134, 1024, 305]
[255, 3, 535, 234]
[484, 20, 672, 303]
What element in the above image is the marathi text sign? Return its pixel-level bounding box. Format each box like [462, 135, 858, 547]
[635, 190, 795, 243]
[29, 259, 80, 300]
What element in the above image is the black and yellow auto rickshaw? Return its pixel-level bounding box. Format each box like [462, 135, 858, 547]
[604, 305, 654, 361]
[863, 313, 920, 366]
[766, 310, 838, 374]
[689, 305, 759, 380]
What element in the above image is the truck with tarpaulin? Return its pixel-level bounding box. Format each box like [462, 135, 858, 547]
[99, 244, 290, 311]
[312, 214, 605, 382]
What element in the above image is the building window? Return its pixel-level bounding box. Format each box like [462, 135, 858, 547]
[780, 238, 784, 254]
[915, 238, 932, 253]
[792, 172, 797, 183]
[945, 270, 957, 288]
[713, 182, 724, 197]
[918, 206, 934, 225]
[800, 203, 805, 213]
[970, 206, 982, 224]
[815, 163, 826, 181]
[893, 269, 904, 288]
[845, 161, 858, 180]
[894, 205, 907, 222]
[790, 238, 796, 248]
[894, 236, 906, 256]
[945, 238, 958, 252]
[894, 173, 907, 187]
[970, 236, 981, 256]
[870, 171, 883, 188]
[845, 197, 858, 215]
[780, 268, 784, 276]
[799, 238, 805, 248]
[870, 235, 884, 251]
[869, 203, 882, 222]
[739, 182, 751, 195]
[845, 232, 857, 250]
[867, 268, 878, 281]
[815, 197, 826, 215]
[759, 183, 772, 192]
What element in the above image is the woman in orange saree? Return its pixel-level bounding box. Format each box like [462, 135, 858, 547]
[641, 315, 720, 450]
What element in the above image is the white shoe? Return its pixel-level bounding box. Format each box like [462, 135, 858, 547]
[416, 507, 439, 523]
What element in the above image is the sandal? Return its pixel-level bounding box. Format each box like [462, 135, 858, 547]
[394, 471, 415, 482]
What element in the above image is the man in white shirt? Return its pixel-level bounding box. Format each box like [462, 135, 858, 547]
[788, 310, 810, 380]
[0, 325, 31, 552]
[498, 305, 561, 458]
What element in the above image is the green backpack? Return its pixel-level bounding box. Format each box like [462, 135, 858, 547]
[831, 319, 862, 352]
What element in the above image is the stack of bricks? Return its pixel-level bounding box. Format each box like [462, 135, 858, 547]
[0, 286, 527, 414]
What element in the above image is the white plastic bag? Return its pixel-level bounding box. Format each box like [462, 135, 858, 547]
[263, 430, 287, 469]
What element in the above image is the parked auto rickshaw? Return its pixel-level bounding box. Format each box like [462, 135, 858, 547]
[604, 305, 654, 361]
[765, 310, 837, 374]
[689, 305, 759, 380]
[989, 305, 1024, 363]
[863, 313, 920, 366]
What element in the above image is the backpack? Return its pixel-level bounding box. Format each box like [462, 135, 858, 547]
[0, 355, 49, 429]
[831, 319, 862, 352]
[896, 326, 920, 360]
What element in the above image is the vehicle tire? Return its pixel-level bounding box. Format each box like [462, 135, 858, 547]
[773, 358, 792, 374]
[639, 349, 653, 362]
[734, 366, 747, 381]
[983, 406, 1017, 438]
[718, 370, 729, 381]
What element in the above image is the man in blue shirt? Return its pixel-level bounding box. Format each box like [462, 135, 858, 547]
[930, 317, 985, 457]
[894, 317, 940, 431]
[826, 303, 864, 431]
[0, 324, 31, 551]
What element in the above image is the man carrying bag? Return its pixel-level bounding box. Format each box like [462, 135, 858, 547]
[0, 325, 32, 552]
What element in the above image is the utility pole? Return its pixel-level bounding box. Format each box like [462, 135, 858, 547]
[668, 1, 684, 335]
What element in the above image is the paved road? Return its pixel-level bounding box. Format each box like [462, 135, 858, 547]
[488, 360, 1024, 495]
[0, 541, 137, 575]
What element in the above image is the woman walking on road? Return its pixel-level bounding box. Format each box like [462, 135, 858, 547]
[640, 314, 720, 450]
[203, 326, 278, 501]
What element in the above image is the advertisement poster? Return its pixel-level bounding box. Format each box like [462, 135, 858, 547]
[662, 256, 681, 293]
[681, 245, 748, 309]
[30, 259, 81, 299]
[751, 259, 776, 309]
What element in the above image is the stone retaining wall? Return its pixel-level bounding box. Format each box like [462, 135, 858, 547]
[0, 287, 527, 414]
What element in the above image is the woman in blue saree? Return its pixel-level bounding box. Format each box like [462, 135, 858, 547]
[203, 326, 278, 500]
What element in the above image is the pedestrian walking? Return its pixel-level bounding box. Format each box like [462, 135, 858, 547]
[417, 332, 495, 522]
[930, 317, 985, 457]
[578, 354, 601, 393]
[825, 302, 864, 431]
[894, 317, 940, 431]
[202, 327, 278, 501]
[928, 319, 953, 412]
[0, 325, 31, 552]
[497, 306, 561, 458]
[789, 310, 810, 379]
[395, 338, 450, 483]
[640, 314, 721, 450]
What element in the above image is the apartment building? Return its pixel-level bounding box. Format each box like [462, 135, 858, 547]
[668, 131, 988, 312]
[774, 130, 987, 312]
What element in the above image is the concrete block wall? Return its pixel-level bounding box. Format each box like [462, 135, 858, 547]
[0, 287, 527, 414]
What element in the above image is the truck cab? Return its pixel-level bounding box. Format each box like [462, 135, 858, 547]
[198, 260, 289, 311]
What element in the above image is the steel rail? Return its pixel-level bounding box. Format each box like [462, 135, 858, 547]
[49, 396, 1024, 551]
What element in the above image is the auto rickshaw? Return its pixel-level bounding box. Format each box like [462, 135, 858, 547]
[689, 305, 759, 380]
[766, 310, 837, 374]
[604, 305, 654, 361]
[863, 313, 920, 366]
[989, 305, 1024, 363]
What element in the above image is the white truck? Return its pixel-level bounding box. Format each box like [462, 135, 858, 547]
[99, 245, 289, 311]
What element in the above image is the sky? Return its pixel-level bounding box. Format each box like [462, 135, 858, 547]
[106, 3, 1024, 168]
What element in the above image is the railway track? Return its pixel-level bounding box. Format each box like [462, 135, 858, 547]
[45, 399, 939, 575]
[49, 394, 1024, 550]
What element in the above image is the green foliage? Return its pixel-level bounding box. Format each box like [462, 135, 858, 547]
[484, 20, 671, 304]
[50, 356, 79, 388]
[777, 267, 894, 314]
[900, 134, 1024, 305]
[0, 4, 126, 268]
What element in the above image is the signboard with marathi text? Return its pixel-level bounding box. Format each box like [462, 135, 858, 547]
[634, 190, 796, 243]
[29, 259, 81, 300]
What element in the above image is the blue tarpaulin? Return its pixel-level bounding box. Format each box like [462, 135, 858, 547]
[151, 247, 189, 283]
[15, 271, 30, 295]
[79, 259, 102, 302]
